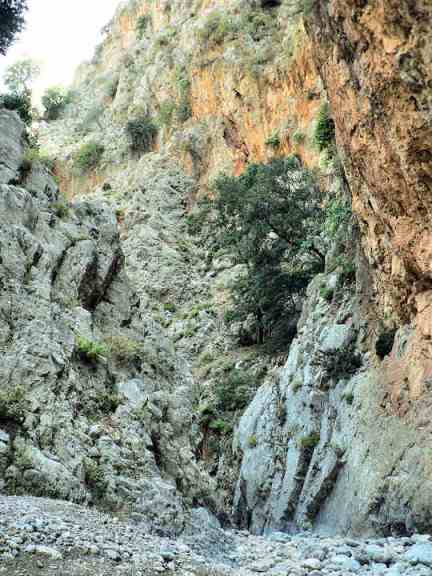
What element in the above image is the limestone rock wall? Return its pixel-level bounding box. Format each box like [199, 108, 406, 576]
[306, 0, 432, 402]
[0, 110, 214, 534]
[33, 0, 432, 537]
[234, 271, 432, 536]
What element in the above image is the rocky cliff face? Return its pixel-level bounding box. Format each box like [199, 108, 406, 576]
[232, 0, 432, 536]
[0, 109, 214, 534]
[5, 0, 432, 540]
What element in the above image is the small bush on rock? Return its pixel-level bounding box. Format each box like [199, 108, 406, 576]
[0, 91, 32, 124]
[215, 369, 256, 412]
[104, 334, 143, 364]
[74, 141, 104, 173]
[76, 335, 109, 362]
[0, 385, 27, 423]
[136, 14, 151, 39]
[125, 116, 158, 153]
[313, 102, 335, 153]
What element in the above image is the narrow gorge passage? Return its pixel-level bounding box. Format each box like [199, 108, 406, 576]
[0, 0, 431, 574]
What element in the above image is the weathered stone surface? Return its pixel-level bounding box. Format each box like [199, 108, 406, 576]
[306, 0, 432, 412]
[0, 109, 25, 185]
[0, 110, 213, 533]
[234, 274, 432, 535]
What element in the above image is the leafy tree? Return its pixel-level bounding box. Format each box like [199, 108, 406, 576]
[0, 0, 28, 56]
[42, 86, 72, 121]
[3, 57, 40, 95]
[194, 157, 325, 351]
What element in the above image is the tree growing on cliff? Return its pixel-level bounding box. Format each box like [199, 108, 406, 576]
[192, 156, 325, 351]
[0, 0, 28, 55]
[3, 58, 40, 96]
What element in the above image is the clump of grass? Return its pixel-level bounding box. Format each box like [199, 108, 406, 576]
[104, 335, 143, 364]
[75, 335, 109, 362]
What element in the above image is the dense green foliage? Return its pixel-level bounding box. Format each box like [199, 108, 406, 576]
[125, 116, 158, 153]
[0, 0, 27, 56]
[74, 141, 104, 173]
[136, 14, 150, 39]
[42, 86, 72, 121]
[314, 102, 335, 153]
[0, 91, 32, 124]
[192, 157, 325, 351]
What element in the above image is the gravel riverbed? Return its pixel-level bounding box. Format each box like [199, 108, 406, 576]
[0, 496, 431, 575]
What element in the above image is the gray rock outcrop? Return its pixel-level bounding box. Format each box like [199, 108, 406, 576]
[0, 110, 213, 534]
[234, 273, 432, 536]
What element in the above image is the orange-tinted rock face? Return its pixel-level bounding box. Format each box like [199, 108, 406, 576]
[307, 0, 432, 403]
[189, 30, 322, 177]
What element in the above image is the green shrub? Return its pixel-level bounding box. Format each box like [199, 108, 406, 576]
[209, 419, 232, 434]
[163, 302, 176, 313]
[324, 196, 352, 239]
[83, 458, 107, 499]
[22, 148, 55, 172]
[75, 335, 109, 362]
[292, 130, 306, 145]
[0, 385, 27, 423]
[313, 341, 362, 386]
[175, 66, 192, 123]
[41, 86, 72, 121]
[198, 350, 214, 366]
[333, 254, 356, 285]
[198, 157, 325, 351]
[265, 132, 281, 148]
[313, 102, 335, 153]
[0, 0, 27, 56]
[239, 10, 274, 41]
[248, 435, 258, 448]
[74, 141, 104, 173]
[125, 116, 158, 153]
[0, 91, 32, 124]
[51, 202, 71, 219]
[177, 99, 192, 123]
[98, 392, 123, 413]
[215, 369, 256, 412]
[136, 14, 151, 39]
[319, 285, 334, 302]
[104, 335, 143, 364]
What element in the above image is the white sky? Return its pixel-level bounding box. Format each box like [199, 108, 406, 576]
[0, 0, 122, 100]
